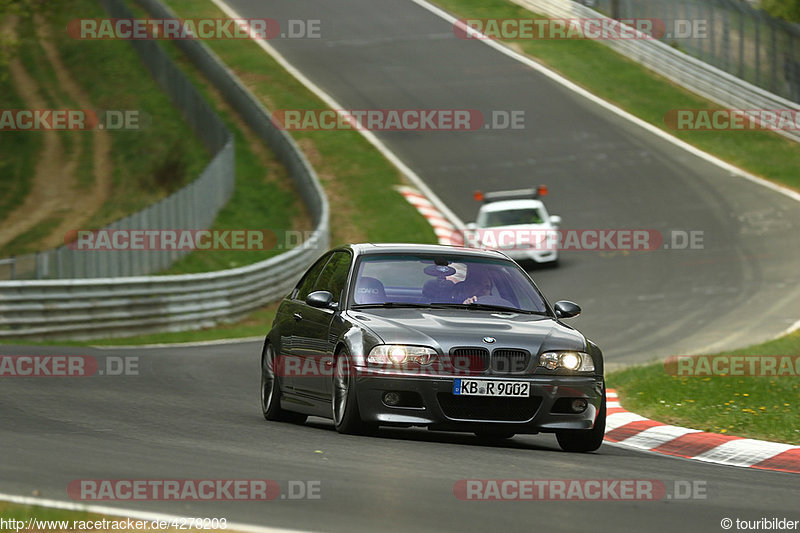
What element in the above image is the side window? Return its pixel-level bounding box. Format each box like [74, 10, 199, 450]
[313, 251, 352, 303]
[295, 254, 331, 301]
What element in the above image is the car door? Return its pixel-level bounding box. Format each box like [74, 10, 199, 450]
[292, 251, 352, 400]
[279, 253, 331, 392]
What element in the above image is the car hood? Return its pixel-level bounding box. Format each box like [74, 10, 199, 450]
[345, 308, 585, 355]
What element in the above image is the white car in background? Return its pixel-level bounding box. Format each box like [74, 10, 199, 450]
[464, 186, 561, 266]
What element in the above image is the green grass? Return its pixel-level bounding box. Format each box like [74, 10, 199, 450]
[433, 0, 800, 191]
[1, 304, 278, 346]
[50, 0, 211, 229]
[101, 0, 437, 274]
[162, 0, 437, 248]
[1, 215, 64, 255]
[608, 331, 800, 444]
[0, 1, 211, 258]
[0, 501, 97, 529]
[0, 55, 40, 231]
[118, 0, 305, 275]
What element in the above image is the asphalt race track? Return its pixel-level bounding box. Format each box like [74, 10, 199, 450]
[1, 343, 798, 533]
[1, 1, 798, 532]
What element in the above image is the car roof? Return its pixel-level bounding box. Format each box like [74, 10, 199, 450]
[479, 199, 545, 212]
[345, 243, 508, 259]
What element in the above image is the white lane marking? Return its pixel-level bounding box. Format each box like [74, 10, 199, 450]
[692, 439, 800, 467]
[0, 493, 310, 533]
[210, 0, 464, 230]
[782, 318, 800, 336]
[409, 0, 800, 205]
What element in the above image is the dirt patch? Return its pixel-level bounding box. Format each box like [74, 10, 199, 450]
[234, 70, 278, 110]
[0, 17, 112, 252]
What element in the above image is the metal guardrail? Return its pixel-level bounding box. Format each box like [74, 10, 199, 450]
[0, 0, 329, 340]
[590, 0, 800, 104]
[511, 0, 800, 143]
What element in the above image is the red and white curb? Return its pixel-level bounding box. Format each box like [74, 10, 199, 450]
[398, 186, 463, 246]
[605, 389, 800, 474]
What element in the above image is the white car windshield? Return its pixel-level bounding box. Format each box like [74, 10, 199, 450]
[478, 208, 544, 227]
[350, 254, 548, 313]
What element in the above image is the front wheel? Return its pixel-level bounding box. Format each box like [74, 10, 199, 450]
[555, 395, 606, 452]
[261, 343, 307, 424]
[332, 350, 375, 435]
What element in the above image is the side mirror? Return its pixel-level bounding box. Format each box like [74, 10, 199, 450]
[554, 300, 581, 319]
[549, 215, 562, 227]
[306, 290, 336, 309]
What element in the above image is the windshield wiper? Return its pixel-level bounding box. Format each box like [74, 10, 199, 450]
[435, 303, 543, 314]
[351, 302, 546, 315]
[351, 302, 437, 309]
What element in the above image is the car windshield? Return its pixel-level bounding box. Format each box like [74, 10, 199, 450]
[478, 208, 544, 227]
[350, 254, 548, 313]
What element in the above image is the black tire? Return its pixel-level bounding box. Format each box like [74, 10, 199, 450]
[555, 395, 606, 452]
[261, 343, 307, 424]
[474, 431, 516, 441]
[331, 349, 375, 435]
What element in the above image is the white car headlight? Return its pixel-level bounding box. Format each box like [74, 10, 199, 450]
[538, 351, 595, 372]
[368, 345, 438, 366]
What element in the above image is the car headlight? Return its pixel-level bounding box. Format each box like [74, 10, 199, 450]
[538, 351, 595, 372]
[368, 345, 438, 366]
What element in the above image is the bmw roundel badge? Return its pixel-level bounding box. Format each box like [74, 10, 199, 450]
[482, 336, 496, 344]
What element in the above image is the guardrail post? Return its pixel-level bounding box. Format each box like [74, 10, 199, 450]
[770, 20, 778, 93]
[738, 7, 745, 79]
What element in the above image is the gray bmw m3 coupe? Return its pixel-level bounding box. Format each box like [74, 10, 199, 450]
[261, 243, 605, 452]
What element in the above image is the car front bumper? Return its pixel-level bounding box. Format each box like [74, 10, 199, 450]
[354, 369, 604, 433]
[502, 247, 559, 263]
